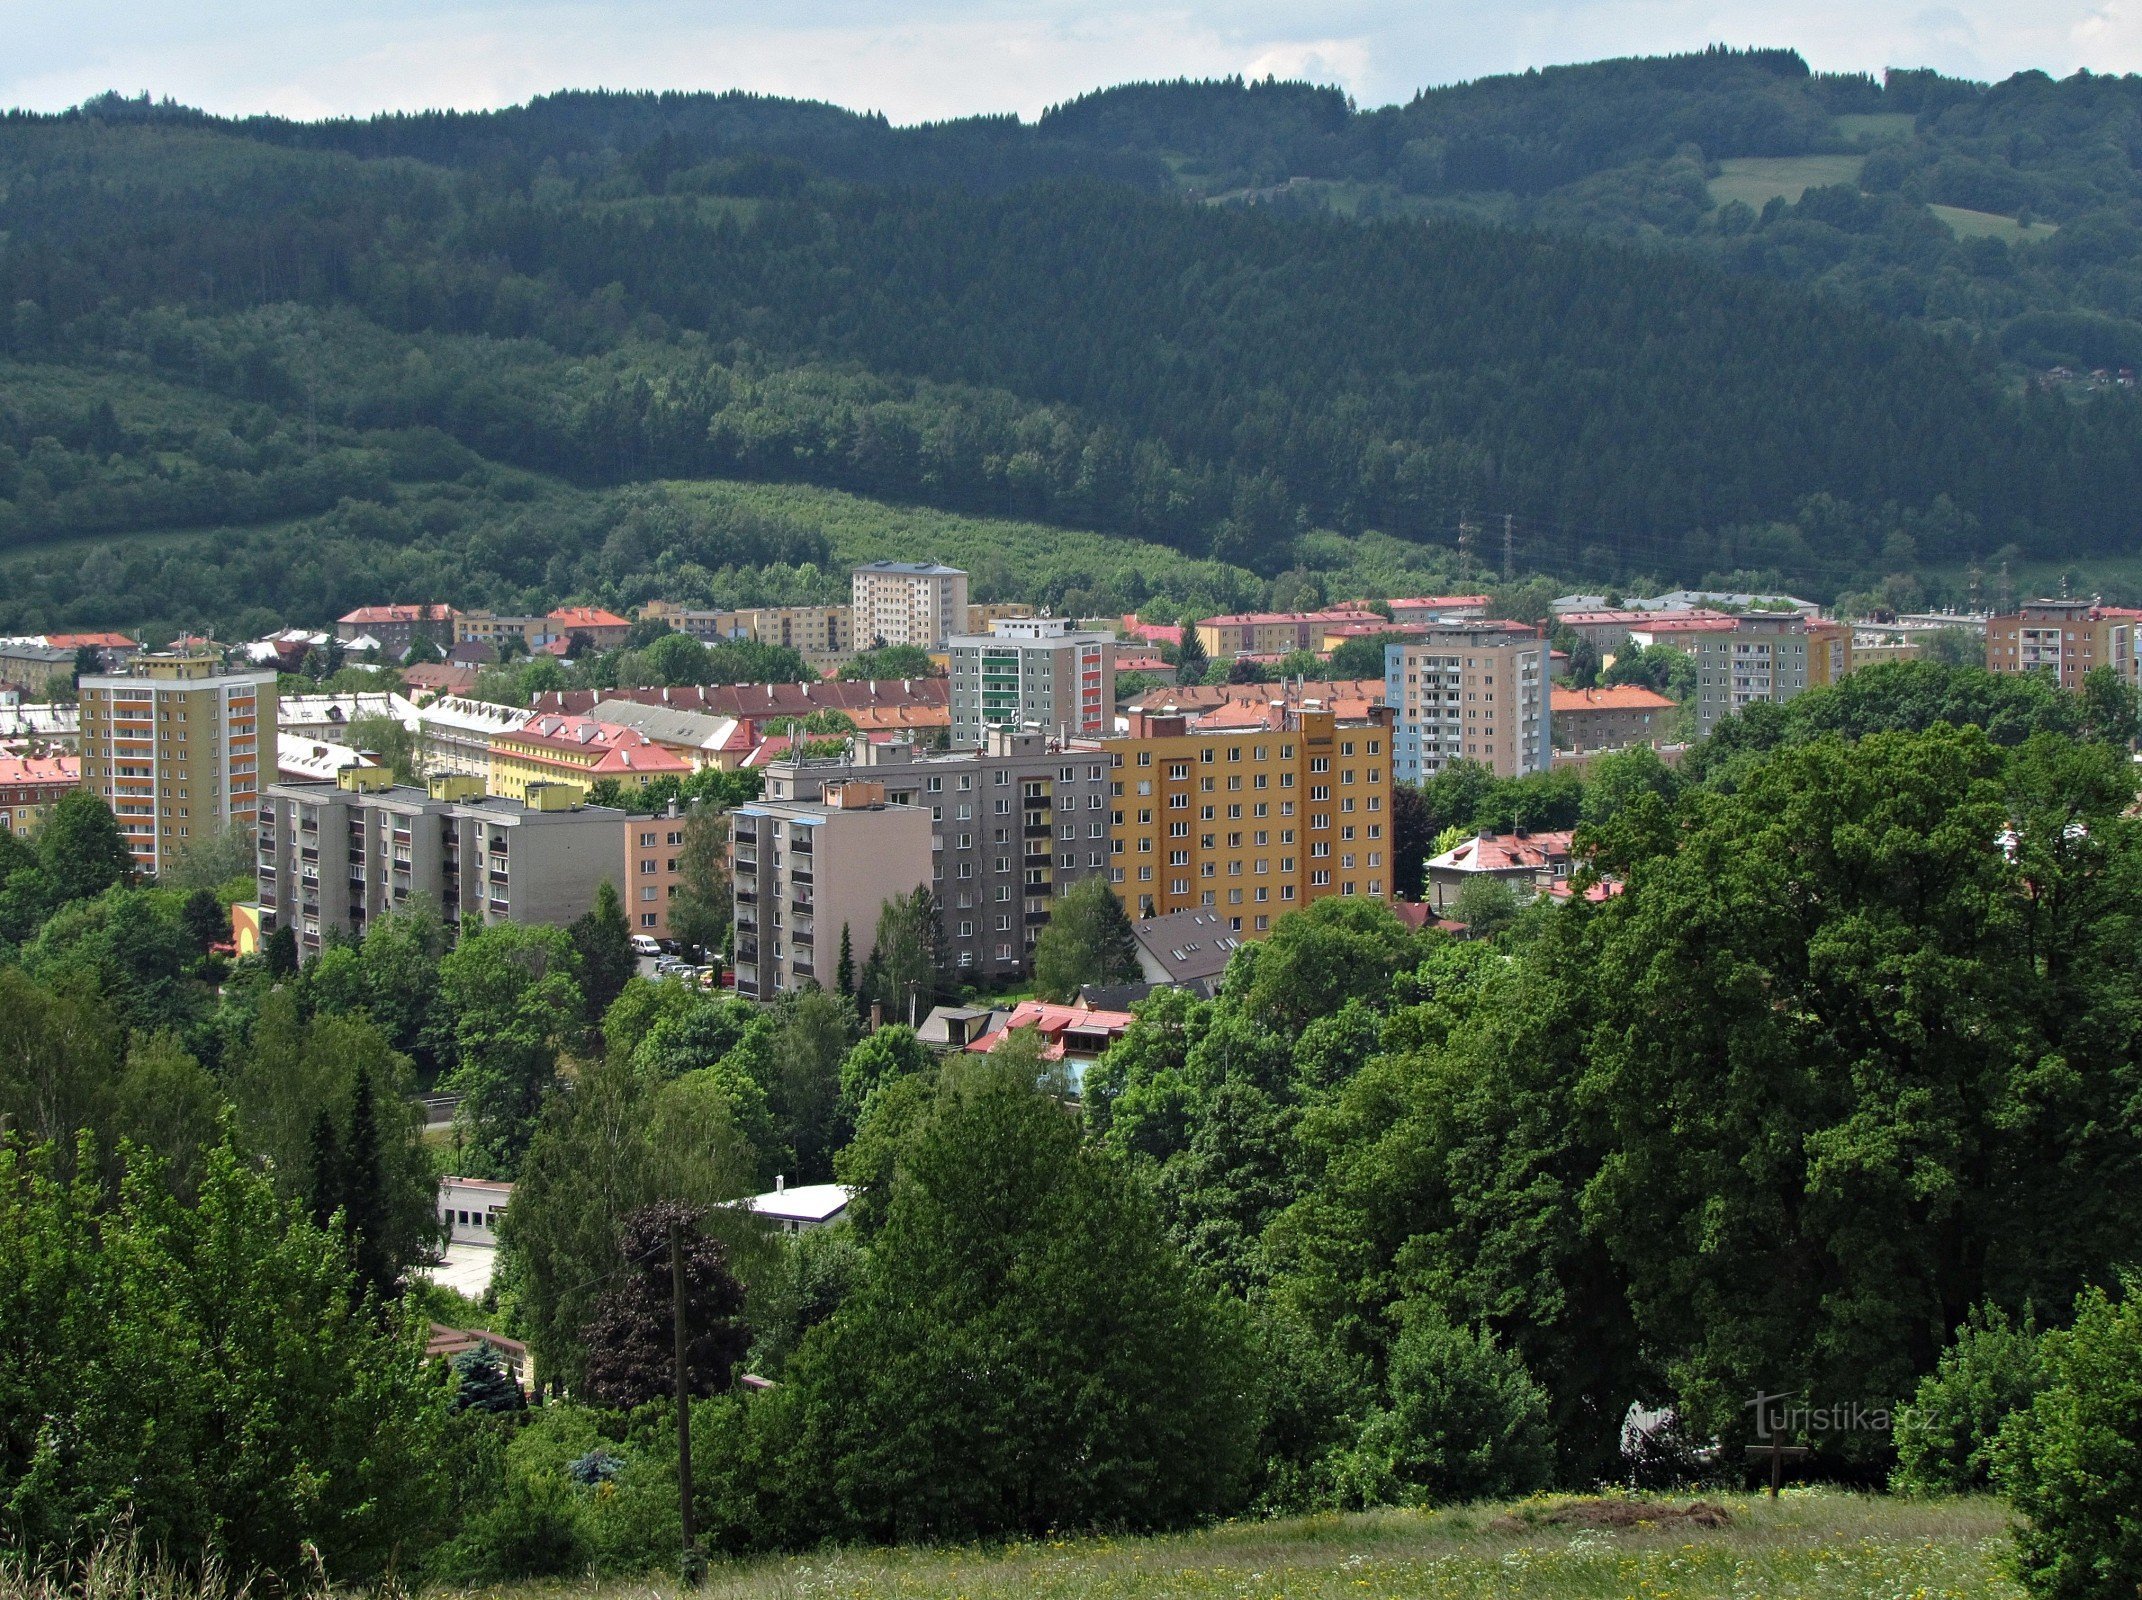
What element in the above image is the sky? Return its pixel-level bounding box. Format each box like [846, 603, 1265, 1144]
[0, 0, 2135, 124]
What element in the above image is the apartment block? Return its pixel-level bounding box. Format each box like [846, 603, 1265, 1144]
[487, 714, 692, 801]
[0, 753, 77, 838]
[335, 604, 461, 651]
[1101, 705, 1394, 932]
[730, 780, 933, 1001]
[1385, 624, 1550, 783]
[78, 653, 276, 878]
[852, 561, 969, 650]
[624, 804, 691, 938]
[1549, 685, 1677, 752]
[255, 768, 627, 957]
[1194, 609, 1384, 658]
[1985, 600, 2141, 688]
[1806, 620, 1855, 687]
[946, 616, 1115, 747]
[1692, 612, 1811, 736]
[415, 696, 535, 778]
[759, 730, 1115, 982]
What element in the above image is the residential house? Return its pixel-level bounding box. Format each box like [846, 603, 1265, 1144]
[487, 715, 692, 801]
[1424, 828, 1576, 912]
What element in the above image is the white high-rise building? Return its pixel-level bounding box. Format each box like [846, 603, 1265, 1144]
[851, 561, 970, 650]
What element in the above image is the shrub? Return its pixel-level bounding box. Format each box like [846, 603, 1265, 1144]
[1339, 1308, 1555, 1505]
[1891, 1304, 2042, 1493]
[1997, 1282, 2142, 1599]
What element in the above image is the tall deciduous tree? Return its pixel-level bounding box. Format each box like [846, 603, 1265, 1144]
[437, 922, 583, 1177]
[865, 887, 947, 1026]
[667, 806, 731, 958]
[37, 791, 134, 903]
[760, 1053, 1259, 1542]
[1032, 876, 1141, 1001]
[570, 880, 637, 1031]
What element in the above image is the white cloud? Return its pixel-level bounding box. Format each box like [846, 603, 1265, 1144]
[0, 0, 2134, 126]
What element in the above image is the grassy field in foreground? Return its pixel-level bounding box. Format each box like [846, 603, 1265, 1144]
[467, 1492, 2020, 1600]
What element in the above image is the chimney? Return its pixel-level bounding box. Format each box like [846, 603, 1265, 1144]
[869, 1000, 884, 1031]
[775, 1174, 785, 1193]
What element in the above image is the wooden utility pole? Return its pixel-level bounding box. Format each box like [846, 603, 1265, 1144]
[670, 1220, 703, 1587]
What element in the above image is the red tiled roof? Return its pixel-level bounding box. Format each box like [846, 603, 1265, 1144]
[535, 680, 950, 718]
[499, 716, 692, 774]
[0, 753, 77, 788]
[1546, 878, 1625, 902]
[1121, 616, 1184, 646]
[1551, 685, 1677, 712]
[338, 604, 459, 625]
[966, 1001, 1138, 1061]
[42, 632, 137, 649]
[1198, 608, 1385, 628]
[1432, 830, 1576, 872]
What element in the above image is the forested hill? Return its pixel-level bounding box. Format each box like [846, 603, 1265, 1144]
[3, 70, 2141, 620]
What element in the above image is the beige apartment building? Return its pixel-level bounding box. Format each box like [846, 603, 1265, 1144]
[1985, 600, 2141, 688]
[640, 601, 856, 666]
[1693, 612, 1811, 736]
[852, 562, 969, 650]
[78, 653, 277, 878]
[730, 779, 933, 1001]
[1385, 623, 1550, 782]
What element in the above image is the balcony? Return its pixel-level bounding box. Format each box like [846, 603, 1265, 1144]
[1024, 822, 1052, 839]
[792, 929, 814, 948]
[788, 868, 813, 886]
[736, 889, 757, 905]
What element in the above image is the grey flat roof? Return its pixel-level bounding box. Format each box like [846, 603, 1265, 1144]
[853, 561, 966, 576]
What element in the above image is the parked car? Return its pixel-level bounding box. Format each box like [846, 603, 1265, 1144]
[630, 934, 662, 957]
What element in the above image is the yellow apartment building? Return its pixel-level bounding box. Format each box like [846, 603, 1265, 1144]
[1101, 705, 1394, 935]
[77, 653, 276, 878]
[487, 714, 692, 801]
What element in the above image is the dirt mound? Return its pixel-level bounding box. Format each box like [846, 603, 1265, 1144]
[1490, 1499, 1733, 1533]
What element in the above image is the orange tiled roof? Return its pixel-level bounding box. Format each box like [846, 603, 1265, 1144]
[547, 606, 631, 630]
[1550, 685, 1677, 712]
[1433, 830, 1576, 872]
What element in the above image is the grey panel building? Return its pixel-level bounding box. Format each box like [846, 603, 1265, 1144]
[758, 729, 1113, 982]
[1692, 612, 1811, 736]
[946, 615, 1115, 748]
[256, 768, 627, 958]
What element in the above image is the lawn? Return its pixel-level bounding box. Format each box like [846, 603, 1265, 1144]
[1707, 155, 1866, 212]
[1929, 204, 2057, 245]
[468, 1492, 2021, 1600]
[1834, 113, 1918, 143]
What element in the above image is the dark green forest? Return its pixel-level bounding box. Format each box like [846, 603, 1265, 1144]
[6, 52, 2142, 634]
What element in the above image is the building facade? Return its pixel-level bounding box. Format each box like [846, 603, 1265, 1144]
[0, 753, 78, 838]
[1102, 705, 1393, 932]
[1692, 612, 1811, 736]
[624, 805, 691, 937]
[415, 696, 536, 778]
[486, 714, 692, 801]
[759, 730, 1114, 982]
[1385, 624, 1550, 783]
[1194, 609, 1384, 658]
[1806, 620, 1856, 687]
[334, 604, 461, 651]
[730, 780, 933, 1001]
[851, 561, 970, 650]
[78, 654, 275, 879]
[946, 615, 1116, 747]
[1549, 684, 1677, 752]
[255, 767, 628, 958]
[1985, 600, 2141, 688]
